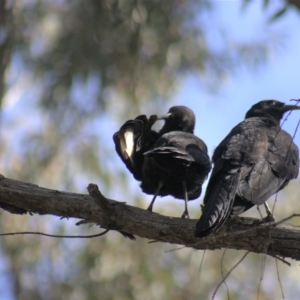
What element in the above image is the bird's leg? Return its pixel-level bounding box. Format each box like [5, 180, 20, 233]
[263, 202, 276, 222]
[147, 180, 164, 212]
[256, 205, 263, 219]
[181, 181, 190, 219]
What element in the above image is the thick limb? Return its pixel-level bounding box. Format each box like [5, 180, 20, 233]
[147, 180, 164, 212]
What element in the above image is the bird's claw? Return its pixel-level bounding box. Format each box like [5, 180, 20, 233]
[181, 211, 190, 219]
[263, 213, 276, 222]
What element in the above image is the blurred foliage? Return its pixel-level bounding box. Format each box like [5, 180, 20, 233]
[0, 0, 12, 102]
[0, 0, 299, 299]
[243, 0, 300, 21]
[0, 0, 278, 186]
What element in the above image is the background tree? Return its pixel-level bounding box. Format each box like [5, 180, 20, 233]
[0, 0, 300, 299]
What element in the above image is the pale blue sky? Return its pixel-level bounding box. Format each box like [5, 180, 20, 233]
[175, 2, 300, 151]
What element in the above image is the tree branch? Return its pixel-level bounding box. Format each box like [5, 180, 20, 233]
[0, 174, 300, 260]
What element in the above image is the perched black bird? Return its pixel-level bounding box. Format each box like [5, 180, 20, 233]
[195, 100, 300, 237]
[113, 106, 211, 218]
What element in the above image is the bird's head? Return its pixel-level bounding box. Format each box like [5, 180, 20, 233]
[245, 100, 300, 123]
[157, 106, 196, 135]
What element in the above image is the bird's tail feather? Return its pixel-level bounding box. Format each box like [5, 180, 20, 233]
[195, 170, 240, 237]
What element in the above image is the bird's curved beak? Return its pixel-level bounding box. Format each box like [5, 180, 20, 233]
[282, 104, 300, 112]
[157, 113, 171, 120]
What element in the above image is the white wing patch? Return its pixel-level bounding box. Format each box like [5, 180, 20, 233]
[124, 131, 134, 158]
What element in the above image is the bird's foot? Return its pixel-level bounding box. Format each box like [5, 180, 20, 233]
[146, 205, 153, 212]
[181, 211, 190, 219]
[262, 202, 275, 222]
[263, 213, 276, 223]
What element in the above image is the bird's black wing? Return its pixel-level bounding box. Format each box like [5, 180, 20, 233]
[113, 115, 146, 178]
[144, 132, 211, 184]
[268, 130, 299, 181]
[239, 129, 299, 205]
[195, 123, 269, 237]
[113, 115, 158, 180]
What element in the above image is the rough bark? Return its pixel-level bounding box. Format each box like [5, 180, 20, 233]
[0, 174, 300, 261]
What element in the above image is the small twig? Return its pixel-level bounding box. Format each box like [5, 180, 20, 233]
[273, 256, 291, 267]
[212, 251, 249, 299]
[292, 115, 300, 141]
[290, 99, 300, 102]
[76, 220, 94, 226]
[281, 110, 293, 127]
[198, 250, 206, 277]
[257, 250, 267, 300]
[196, 250, 206, 290]
[165, 246, 186, 253]
[269, 230, 286, 299]
[195, 214, 300, 246]
[220, 249, 230, 300]
[272, 214, 300, 226]
[0, 229, 110, 238]
[87, 183, 113, 211]
[280, 98, 300, 127]
[275, 255, 285, 299]
[148, 240, 159, 244]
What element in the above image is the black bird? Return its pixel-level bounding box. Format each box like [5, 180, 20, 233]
[113, 106, 211, 218]
[195, 100, 300, 237]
